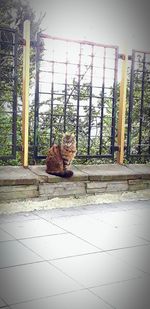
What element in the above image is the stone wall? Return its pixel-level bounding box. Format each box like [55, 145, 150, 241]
[0, 164, 150, 202]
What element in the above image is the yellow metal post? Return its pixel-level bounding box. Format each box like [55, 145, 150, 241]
[117, 52, 127, 164]
[22, 20, 30, 167]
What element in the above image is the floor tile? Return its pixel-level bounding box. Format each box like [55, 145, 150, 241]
[118, 223, 150, 242]
[133, 209, 150, 224]
[21, 233, 99, 260]
[109, 244, 150, 274]
[36, 207, 83, 220]
[52, 216, 148, 250]
[0, 228, 14, 242]
[91, 276, 150, 309]
[96, 211, 141, 228]
[0, 262, 79, 305]
[10, 290, 112, 309]
[0, 241, 42, 268]
[87, 228, 147, 250]
[133, 224, 150, 241]
[120, 200, 150, 211]
[0, 219, 64, 239]
[52, 215, 112, 236]
[52, 252, 142, 288]
[0, 212, 38, 224]
[0, 197, 149, 309]
[51, 214, 96, 230]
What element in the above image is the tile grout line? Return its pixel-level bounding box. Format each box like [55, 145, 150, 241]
[33, 211, 150, 254]
[35, 212, 104, 250]
[3, 287, 92, 309]
[86, 276, 145, 309]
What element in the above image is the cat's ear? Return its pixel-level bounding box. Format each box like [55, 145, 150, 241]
[66, 131, 71, 137]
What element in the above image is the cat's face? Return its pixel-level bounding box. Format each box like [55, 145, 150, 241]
[62, 133, 75, 147]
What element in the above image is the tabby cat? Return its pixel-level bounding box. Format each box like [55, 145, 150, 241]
[46, 132, 76, 177]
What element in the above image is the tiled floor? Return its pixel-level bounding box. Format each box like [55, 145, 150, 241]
[0, 200, 150, 309]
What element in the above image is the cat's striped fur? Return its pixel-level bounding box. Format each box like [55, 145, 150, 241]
[46, 132, 76, 177]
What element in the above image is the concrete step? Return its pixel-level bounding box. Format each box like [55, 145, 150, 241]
[0, 164, 150, 202]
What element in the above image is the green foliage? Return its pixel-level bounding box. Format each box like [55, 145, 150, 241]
[0, 0, 44, 164]
[125, 55, 150, 162]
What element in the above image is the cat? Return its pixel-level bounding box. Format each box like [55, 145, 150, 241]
[46, 132, 76, 177]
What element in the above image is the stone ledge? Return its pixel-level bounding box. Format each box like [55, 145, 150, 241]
[0, 164, 150, 202]
[28, 165, 88, 183]
[76, 164, 150, 181]
[126, 164, 150, 179]
[1, 164, 150, 187]
[0, 166, 39, 186]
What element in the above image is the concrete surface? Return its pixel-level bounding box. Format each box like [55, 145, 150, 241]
[0, 199, 150, 308]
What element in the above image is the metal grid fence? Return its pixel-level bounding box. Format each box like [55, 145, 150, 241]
[34, 33, 119, 160]
[127, 50, 150, 161]
[0, 24, 150, 165]
[0, 27, 18, 160]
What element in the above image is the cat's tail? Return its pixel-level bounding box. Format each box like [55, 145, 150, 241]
[46, 170, 73, 178]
